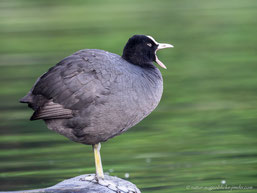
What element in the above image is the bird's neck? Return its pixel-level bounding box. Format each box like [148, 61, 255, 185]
[122, 51, 155, 69]
[142, 64, 163, 81]
[121, 53, 162, 80]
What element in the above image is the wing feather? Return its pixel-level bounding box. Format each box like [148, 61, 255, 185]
[31, 100, 73, 120]
[29, 49, 119, 121]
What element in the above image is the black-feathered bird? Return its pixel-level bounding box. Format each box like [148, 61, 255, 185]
[20, 35, 173, 179]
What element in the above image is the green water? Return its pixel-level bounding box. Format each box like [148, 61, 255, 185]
[0, 0, 256, 192]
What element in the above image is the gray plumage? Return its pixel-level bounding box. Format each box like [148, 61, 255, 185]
[20, 49, 163, 145]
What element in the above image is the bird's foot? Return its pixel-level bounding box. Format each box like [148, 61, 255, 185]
[82, 174, 97, 182]
[82, 174, 138, 193]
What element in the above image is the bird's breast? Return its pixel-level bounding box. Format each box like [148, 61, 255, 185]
[134, 68, 163, 113]
[109, 66, 163, 132]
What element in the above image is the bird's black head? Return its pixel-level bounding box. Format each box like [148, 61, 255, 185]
[122, 35, 173, 69]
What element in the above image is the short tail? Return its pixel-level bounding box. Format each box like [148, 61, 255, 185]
[19, 92, 33, 103]
[20, 92, 52, 118]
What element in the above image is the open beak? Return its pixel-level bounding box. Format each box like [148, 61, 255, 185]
[155, 43, 174, 69]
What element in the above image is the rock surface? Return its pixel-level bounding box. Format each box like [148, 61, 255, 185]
[1, 174, 141, 193]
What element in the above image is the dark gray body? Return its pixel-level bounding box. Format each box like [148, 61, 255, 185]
[21, 49, 163, 145]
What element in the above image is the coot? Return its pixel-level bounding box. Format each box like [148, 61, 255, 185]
[20, 35, 173, 180]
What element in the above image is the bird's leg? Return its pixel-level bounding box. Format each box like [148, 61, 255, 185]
[93, 143, 104, 180]
[83, 144, 138, 192]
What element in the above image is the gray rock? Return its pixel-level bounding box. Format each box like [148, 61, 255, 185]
[1, 174, 141, 193]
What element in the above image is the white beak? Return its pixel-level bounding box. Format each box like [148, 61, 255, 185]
[157, 43, 174, 50]
[146, 36, 174, 69]
[155, 43, 174, 69]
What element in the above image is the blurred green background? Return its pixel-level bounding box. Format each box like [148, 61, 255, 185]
[0, 0, 257, 192]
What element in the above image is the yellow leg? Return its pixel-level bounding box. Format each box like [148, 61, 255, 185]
[93, 143, 104, 179]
